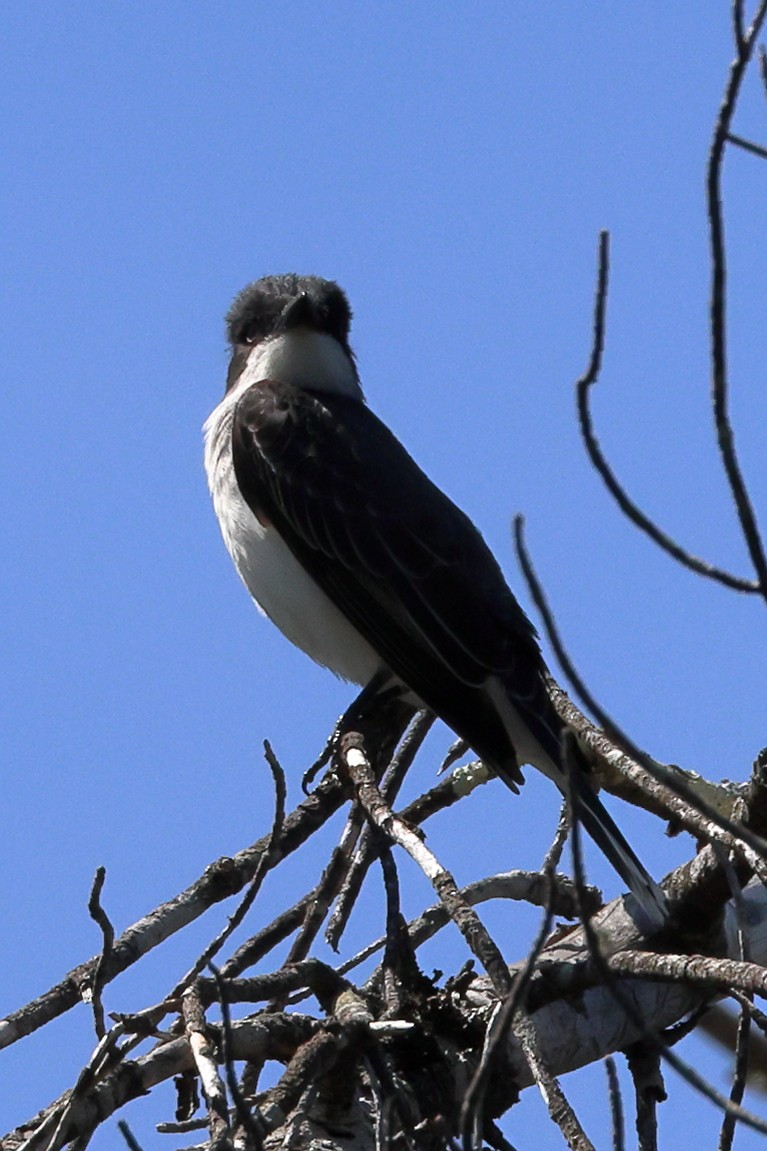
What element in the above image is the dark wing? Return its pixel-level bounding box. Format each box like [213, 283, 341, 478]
[231, 379, 548, 779]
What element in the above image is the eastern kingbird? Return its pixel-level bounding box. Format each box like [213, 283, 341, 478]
[204, 273, 667, 930]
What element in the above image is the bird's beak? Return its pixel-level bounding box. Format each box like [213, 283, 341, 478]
[277, 291, 319, 332]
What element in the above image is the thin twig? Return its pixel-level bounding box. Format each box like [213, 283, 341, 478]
[731, 991, 767, 1040]
[513, 515, 767, 865]
[726, 130, 767, 159]
[221, 893, 314, 979]
[541, 800, 571, 874]
[605, 1056, 625, 1151]
[733, 0, 745, 51]
[565, 738, 767, 1138]
[379, 842, 408, 1017]
[576, 231, 757, 593]
[169, 743, 287, 999]
[460, 816, 567, 1151]
[717, 830, 753, 1151]
[182, 984, 231, 1148]
[156, 1118, 208, 1134]
[718, 1002, 752, 1151]
[326, 710, 435, 950]
[117, 1121, 144, 1151]
[209, 963, 264, 1151]
[625, 1043, 664, 1151]
[0, 769, 348, 1051]
[87, 867, 114, 1040]
[341, 732, 512, 997]
[336, 869, 597, 987]
[709, 0, 767, 596]
[516, 1011, 596, 1151]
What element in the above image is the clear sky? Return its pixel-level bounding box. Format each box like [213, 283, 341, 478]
[3, 4, 767, 1147]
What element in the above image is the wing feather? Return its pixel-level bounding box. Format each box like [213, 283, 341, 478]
[231, 379, 545, 775]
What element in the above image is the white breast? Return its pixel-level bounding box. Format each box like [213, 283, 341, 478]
[203, 380, 383, 687]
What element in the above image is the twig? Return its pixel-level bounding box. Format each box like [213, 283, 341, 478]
[156, 1118, 208, 1134]
[709, 0, 767, 596]
[221, 893, 313, 979]
[725, 131, 767, 160]
[625, 1043, 664, 1151]
[513, 515, 767, 865]
[337, 870, 598, 986]
[516, 1010, 596, 1151]
[117, 1121, 144, 1151]
[0, 769, 348, 1051]
[170, 744, 287, 1001]
[340, 732, 512, 997]
[576, 231, 757, 593]
[439, 737, 470, 775]
[267, 810, 368, 1008]
[565, 741, 767, 1138]
[326, 710, 435, 949]
[460, 816, 567, 1151]
[87, 867, 114, 1040]
[197, 960, 352, 1012]
[733, 0, 745, 51]
[541, 801, 570, 874]
[208, 964, 264, 1151]
[717, 830, 753, 1151]
[730, 992, 767, 1041]
[718, 1002, 752, 1151]
[379, 842, 408, 1017]
[605, 1056, 625, 1151]
[182, 984, 231, 1148]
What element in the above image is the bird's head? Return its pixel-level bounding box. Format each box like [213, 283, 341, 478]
[224, 274, 360, 397]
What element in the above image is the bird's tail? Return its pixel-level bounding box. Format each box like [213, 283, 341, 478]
[472, 674, 668, 931]
[568, 764, 668, 933]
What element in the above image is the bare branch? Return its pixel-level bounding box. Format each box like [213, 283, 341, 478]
[0, 769, 348, 1051]
[576, 232, 758, 593]
[516, 1011, 596, 1151]
[341, 731, 512, 996]
[733, 0, 746, 52]
[326, 710, 434, 950]
[605, 1056, 625, 1151]
[709, 0, 767, 595]
[626, 1044, 664, 1151]
[461, 818, 568, 1151]
[170, 744, 287, 1000]
[183, 983, 231, 1148]
[514, 515, 767, 867]
[86, 867, 114, 1040]
[208, 963, 264, 1151]
[726, 130, 767, 159]
[718, 1003, 752, 1151]
[116, 1121, 144, 1151]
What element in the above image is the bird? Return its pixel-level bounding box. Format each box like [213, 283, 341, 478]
[204, 273, 667, 931]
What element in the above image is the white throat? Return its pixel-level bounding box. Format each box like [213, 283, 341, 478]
[240, 329, 361, 398]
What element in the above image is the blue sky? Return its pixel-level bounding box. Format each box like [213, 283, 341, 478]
[3, 4, 767, 1146]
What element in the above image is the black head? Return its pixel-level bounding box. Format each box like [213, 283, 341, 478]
[226, 274, 353, 351]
